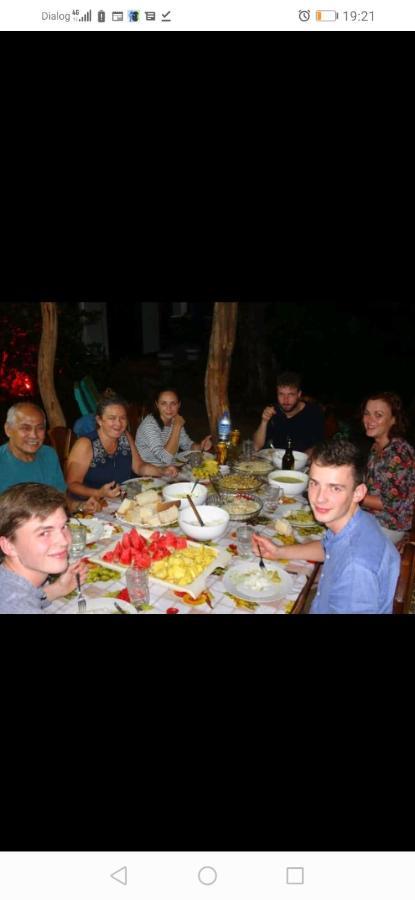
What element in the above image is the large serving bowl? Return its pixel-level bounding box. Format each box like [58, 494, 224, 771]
[272, 449, 308, 471]
[206, 491, 263, 521]
[178, 505, 230, 542]
[267, 469, 309, 496]
[162, 482, 208, 510]
[216, 472, 263, 493]
[233, 458, 274, 476]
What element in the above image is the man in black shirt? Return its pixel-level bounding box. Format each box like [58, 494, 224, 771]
[253, 371, 325, 455]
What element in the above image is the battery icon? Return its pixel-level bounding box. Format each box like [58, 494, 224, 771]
[97, 9, 105, 19]
[316, 9, 338, 19]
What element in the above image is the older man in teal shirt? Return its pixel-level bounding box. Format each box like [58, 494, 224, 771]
[0, 403, 97, 514]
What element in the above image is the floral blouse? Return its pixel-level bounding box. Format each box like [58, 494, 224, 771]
[366, 437, 415, 531]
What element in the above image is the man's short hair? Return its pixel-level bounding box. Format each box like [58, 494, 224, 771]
[6, 403, 46, 427]
[0, 483, 68, 562]
[310, 438, 366, 487]
[277, 371, 302, 390]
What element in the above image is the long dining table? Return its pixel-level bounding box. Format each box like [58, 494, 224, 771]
[45, 480, 318, 615]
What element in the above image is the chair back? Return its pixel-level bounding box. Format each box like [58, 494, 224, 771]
[74, 382, 91, 416]
[80, 376, 99, 414]
[127, 402, 148, 437]
[48, 426, 77, 473]
[81, 375, 100, 404]
[290, 562, 321, 614]
[393, 542, 415, 614]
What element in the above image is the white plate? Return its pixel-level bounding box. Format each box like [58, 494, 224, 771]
[77, 517, 123, 543]
[176, 450, 215, 463]
[273, 500, 308, 518]
[223, 561, 293, 602]
[280, 510, 319, 528]
[254, 449, 275, 461]
[292, 526, 326, 542]
[89, 534, 232, 598]
[121, 477, 165, 491]
[61, 596, 138, 615]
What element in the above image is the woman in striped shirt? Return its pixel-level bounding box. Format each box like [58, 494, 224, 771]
[135, 389, 212, 466]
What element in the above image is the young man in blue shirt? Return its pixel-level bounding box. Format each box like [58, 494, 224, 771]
[0, 403, 98, 514]
[253, 438, 400, 614]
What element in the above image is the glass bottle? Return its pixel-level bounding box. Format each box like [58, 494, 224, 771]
[282, 437, 295, 470]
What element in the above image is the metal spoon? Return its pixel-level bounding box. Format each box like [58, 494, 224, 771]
[186, 494, 205, 526]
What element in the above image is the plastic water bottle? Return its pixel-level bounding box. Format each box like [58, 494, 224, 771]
[218, 409, 231, 443]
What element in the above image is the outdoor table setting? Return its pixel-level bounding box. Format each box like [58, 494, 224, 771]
[45, 474, 318, 615]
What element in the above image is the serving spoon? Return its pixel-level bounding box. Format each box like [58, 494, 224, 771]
[186, 494, 205, 527]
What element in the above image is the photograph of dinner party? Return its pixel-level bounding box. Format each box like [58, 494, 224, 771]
[0, 298, 414, 614]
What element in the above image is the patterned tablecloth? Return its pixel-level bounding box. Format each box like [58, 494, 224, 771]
[46, 490, 315, 616]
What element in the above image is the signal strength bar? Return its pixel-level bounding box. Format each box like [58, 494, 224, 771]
[79, 9, 92, 19]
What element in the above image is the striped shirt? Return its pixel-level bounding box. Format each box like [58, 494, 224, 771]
[135, 414, 193, 465]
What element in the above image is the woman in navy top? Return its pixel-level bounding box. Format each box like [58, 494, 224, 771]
[66, 396, 177, 502]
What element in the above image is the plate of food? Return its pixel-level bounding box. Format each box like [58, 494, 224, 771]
[206, 491, 263, 521]
[176, 450, 215, 463]
[279, 508, 317, 527]
[61, 596, 138, 614]
[116, 490, 180, 529]
[76, 517, 124, 544]
[278, 496, 306, 510]
[233, 459, 274, 476]
[254, 449, 275, 461]
[89, 533, 231, 599]
[121, 477, 166, 492]
[293, 525, 326, 541]
[223, 560, 293, 601]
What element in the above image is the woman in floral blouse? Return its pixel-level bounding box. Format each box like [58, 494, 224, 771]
[361, 392, 415, 545]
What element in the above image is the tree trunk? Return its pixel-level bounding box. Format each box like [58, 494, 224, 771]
[204, 301, 238, 436]
[237, 302, 273, 403]
[38, 302, 66, 427]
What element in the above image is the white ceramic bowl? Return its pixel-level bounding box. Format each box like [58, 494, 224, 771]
[178, 505, 230, 541]
[162, 481, 208, 510]
[267, 469, 309, 496]
[272, 449, 308, 471]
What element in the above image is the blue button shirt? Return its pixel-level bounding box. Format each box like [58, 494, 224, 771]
[310, 508, 400, 614]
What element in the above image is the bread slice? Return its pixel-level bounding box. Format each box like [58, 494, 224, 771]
[156, 500, 181, 513]
[118, 498, 133, 515]
[159, 505, 179, 526]
[139, 504, 159, 524]
[135, 489, 160, 507]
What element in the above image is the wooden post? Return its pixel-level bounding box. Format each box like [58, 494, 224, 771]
[38, 302, 66, 427]
[204, 301, 238, 436]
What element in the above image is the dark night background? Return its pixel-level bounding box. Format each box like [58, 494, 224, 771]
[1, 298, 414, 448]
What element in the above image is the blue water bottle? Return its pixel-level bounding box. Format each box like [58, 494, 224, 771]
[218, 409, 231, 443]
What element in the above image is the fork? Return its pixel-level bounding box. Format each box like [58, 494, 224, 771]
[257, 543, 266, 570]
[76, 574, 86, 614]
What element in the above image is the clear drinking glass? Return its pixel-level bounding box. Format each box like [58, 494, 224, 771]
[262, 485, 283, 514]
[242, 439, 254, 460]
[125, 566, 150, 610]
[236, 524, 255, 558]
[68, 524, 87, 561]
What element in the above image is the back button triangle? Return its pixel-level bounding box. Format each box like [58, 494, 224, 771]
[111, 867, 127, 886]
